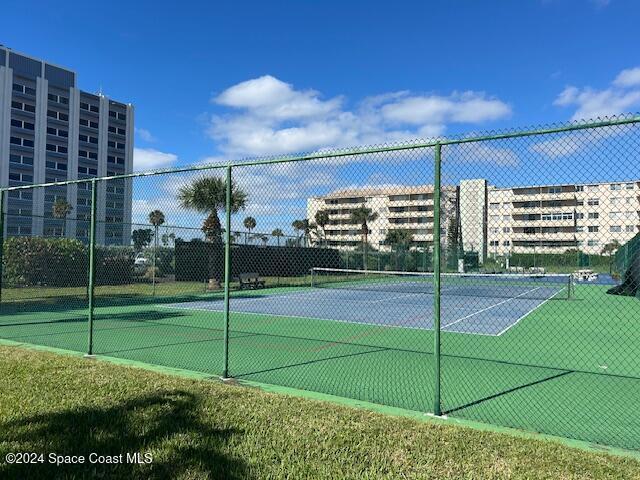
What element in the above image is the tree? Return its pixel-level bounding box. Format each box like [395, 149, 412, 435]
[178, 176, 247, 243]
[132, 228, 153, 251]
[161, 232, 175, 247]
[385, 229, 414, 271]
[350, 204, 378, 271]
[385, 229, 414, 249]
[243, 216, 256, 243]
[271, 228, 284, 246]
[314, 210, 330, 246]
[292, 219, 315, 247]
[148, 210, 165, 296]
[601, 240, 621, 256]
[446, 216, 463, 267]
[51, 199, 73, 236]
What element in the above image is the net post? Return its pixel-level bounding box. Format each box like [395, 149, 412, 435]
[222, 165, 232, 379]
[86, 179, 98, 356]
[433, 143, 442, 416]
[0, 189, 4, 306]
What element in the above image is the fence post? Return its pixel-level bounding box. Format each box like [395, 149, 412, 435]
[0, 190, 4, 305]
[433, 143, 442, 416]
[222, 165, 232, 378]
[86, 179, 98, 356]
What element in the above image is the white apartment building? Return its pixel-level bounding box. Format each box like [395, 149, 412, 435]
[308, 179, 640, 259]
[482, 180, 640, 257]
[307, 185, 458, 251]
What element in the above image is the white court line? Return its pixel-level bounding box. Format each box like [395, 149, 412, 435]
[158, 303, 436, 333]
[442, 286, 544, 329]
[494, 287, 566, 336]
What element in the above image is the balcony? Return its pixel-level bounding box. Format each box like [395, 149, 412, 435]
[512, 231, 577, 241]
[511, 218, 575, 228]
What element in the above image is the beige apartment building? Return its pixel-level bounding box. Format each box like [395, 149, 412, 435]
[482, 180, 640, 257]
[307, 179, 640, 260]
[306, 185, 458, 251]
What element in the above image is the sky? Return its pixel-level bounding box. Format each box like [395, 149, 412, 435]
[3, 0, 640, 234]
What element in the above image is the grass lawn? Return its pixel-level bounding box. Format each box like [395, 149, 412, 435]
[0, 345, 639, 479]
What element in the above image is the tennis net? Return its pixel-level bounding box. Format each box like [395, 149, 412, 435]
[310, 267, 574, 301]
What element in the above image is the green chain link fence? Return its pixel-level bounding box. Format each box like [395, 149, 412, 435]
[1, 114, 639, 451]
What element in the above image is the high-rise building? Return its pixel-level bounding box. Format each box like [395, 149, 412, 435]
[0, 46, 133, 245]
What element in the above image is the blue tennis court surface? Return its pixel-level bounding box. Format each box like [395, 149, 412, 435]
[164, 281, 568, 336]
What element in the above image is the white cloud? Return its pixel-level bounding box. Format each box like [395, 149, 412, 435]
[613, 67, 640, 88]
[214, 75, 342, 121]
[133, 148, 178, 171]
[553, 66, 640, 120]
[135, 128, 157, 143]
[381, 91, 511, 125]
[208, 76, 512, 158]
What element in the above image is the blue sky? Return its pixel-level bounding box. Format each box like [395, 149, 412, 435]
[3, 0, 640, 233]
[3, 0, 640, 169]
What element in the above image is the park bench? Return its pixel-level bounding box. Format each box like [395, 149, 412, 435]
[238, 272, 266, 290]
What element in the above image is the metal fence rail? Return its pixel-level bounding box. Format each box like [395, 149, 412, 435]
[1, 114, 639, 451]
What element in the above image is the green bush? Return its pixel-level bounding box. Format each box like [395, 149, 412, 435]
[3, 237, 88, 287]
[95, 246, 136, 285]
[2, 237, 136, 287]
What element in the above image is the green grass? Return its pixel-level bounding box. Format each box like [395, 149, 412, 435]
[1, 282, 639, 452]
[1, 345, 639, 479]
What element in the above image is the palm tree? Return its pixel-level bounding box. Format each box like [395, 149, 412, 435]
[51, 199, 73, 236]
[148, 210, 165, 296]
[292, 219, 306, 247]
[314, 210, 330, 247]
[271, 228, 284, 246]
[350, 204, 378, 271]
[385, 229, 414, 271]
[385, 229, 414, 249]
[292, 219, 315, 247]
[178, 176, 247, 243]
[244, 216, 256, 244]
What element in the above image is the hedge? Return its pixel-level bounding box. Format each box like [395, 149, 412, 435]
[2, 237, 136, 287]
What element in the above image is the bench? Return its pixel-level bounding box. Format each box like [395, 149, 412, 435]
[238, 272, 266, 290]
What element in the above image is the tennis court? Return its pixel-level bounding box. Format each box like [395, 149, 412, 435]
[164, 269, 573, 336]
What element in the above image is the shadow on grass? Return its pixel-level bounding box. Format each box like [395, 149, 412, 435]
[0, 389, 250, 479]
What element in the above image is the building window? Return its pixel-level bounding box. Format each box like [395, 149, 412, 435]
[626, 225, 637, 232]
[588, 226, 599, 233]
[587, 198, 599, 206]
[610, 184, 622, 191]
[587, 239, 599, 246]
[9, 154, 34, 165]
[548, 186, 562, 194]
[576, 185, 584, 192]
[588, 212, 599, 219]
[9, 173, 33, 182]
[10, 137, 34, 148]
[610, 226, 622, 233]
[13, 83, 36, 95]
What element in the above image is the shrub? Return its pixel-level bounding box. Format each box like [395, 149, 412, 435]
[2, 237, 136, 287]
[3, 237, 87, 287]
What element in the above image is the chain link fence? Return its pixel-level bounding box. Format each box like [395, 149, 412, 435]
[1, 115, 639, 451]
